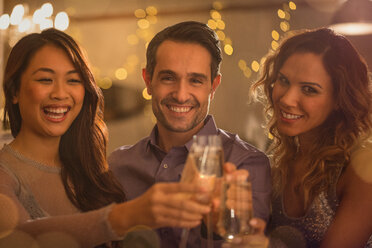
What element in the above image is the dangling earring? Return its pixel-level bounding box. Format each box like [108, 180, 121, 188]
[294, 136, 300, 153]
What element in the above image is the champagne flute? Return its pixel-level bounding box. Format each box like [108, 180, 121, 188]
[218, 176, 259, 247]
[179, 134, 223, 248]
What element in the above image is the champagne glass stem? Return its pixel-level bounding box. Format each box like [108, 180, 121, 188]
[207, 211, 213, 248]
[179, 228, 189, 248]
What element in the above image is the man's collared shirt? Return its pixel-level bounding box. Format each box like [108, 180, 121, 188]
[109, 115, 271, 247]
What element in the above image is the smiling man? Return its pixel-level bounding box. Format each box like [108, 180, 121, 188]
[108, 21, 271, 247]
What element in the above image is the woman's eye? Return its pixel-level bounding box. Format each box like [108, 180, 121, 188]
[302, 85, 318, 94]
[68, 78, 82, 84]
[277, 75, 289, 85]
[36, 78, 52, 83]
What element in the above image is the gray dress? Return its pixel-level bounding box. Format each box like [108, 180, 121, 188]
[268, 167, 372, 248]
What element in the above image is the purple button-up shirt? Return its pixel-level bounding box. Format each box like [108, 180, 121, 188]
[109, 115, 271, 247]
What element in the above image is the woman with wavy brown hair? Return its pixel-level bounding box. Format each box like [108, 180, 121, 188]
[0, 28, 211, 248]
[252, 28, 372, 247]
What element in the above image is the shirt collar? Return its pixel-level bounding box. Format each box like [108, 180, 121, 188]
[146, 115, 218, 152]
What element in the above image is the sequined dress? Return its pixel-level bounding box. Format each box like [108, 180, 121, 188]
[268, 167, 372, 248]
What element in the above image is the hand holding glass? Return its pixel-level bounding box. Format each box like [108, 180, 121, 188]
[179, 135, 223, 248]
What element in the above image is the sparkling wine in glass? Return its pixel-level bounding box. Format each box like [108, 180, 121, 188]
[179, 134, 224, 248]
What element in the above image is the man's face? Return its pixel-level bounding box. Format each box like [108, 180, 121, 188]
[143, 40, 220, 134]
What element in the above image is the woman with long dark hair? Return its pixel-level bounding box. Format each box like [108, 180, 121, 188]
[0, 28, 210, 247]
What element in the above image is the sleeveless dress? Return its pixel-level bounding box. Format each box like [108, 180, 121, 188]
[268, 166, 372, 248]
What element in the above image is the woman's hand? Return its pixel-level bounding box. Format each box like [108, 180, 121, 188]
[109, 182, 211, 236]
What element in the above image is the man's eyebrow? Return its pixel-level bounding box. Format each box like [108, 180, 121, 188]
[158, 70, 176, 76]
[188, 72, 208, 80]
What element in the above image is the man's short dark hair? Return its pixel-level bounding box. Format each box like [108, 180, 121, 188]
[145, 21, 222, 81]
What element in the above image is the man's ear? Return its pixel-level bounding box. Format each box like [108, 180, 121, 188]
[142, 68, 152, 95]
[210, 74, 221, 99]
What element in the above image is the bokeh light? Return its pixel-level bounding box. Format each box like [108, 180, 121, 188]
[280, 21, 290, 32]
[277, 9, 285, 19]
[213, 1, 223, 10]
[115, 68, 128, 80]
[10, 4, 24, 25]
[99, 77, 112, 89]
[271, 30, 279, 40]
[238, 59, 247, 70]
[134, 9, 146, 18]
[210, 10, 221, 20]
[41, 3, 53, 18]
[54, 11, 69, 31]
[207, 19, 217, 29]
[271, 40, 279, 50]
[216, 30, 225, 41]
[18, 18, 31, 32]
[289, 1, 296, 10]
[243, 67, 252, 78]
[224, 44, 233, 55]
[0, 14, 10, 30]
[137, 19, 150, 29]
[146, 6, 158, 16]
[142, 88, 152, 100]
[251, 60, 260, 72]
[216, 19, 225, 30]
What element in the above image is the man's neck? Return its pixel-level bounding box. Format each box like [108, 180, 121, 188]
[156, 123, 204, 153]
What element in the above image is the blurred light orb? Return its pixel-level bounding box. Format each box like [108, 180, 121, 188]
[99, 77, 112, 89]
[40, 18, 53, 31]
[10, 4, 25, 25]
[146, 15, 157, 24]
[142, 88, 152, 100]
[216, 19, 225, 30]
[224, 44, 233, 55]
[210, 10, 221, 20]
[134, 9, 146, 18]
[289, 1, 297, 10]
[271, 30, 279, 40]
[54, 12, 69, 31]
[115, 68, 128, 80]
[213, 1, 223, 10]
[41, 3, 53, 18]
[280, 21, 290, 32]
[207, 19, 217, 30]
[251, 60, 260, 72]
[277, 9, 285, 19]
[137, 19, 150, 29]
[238, 59, 247, 70]
[32, 9, 43, 24]
[146, 6, 158, 16]
[271, 40, 279, 50]
[305, 0, 346, 12]
[0, 14, 10, 30]
[216, 30, 225, 41]
[244, 67, 252, 78]
[18, 18, 31, 32]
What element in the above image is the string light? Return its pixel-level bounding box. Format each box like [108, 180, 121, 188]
[237, 1, 296, 79]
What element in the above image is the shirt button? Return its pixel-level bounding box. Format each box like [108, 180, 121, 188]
[163, 164, 168, 168]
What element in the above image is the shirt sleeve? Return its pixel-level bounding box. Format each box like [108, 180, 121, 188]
[235, 151, 272, 223]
